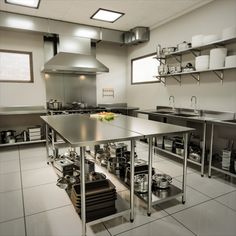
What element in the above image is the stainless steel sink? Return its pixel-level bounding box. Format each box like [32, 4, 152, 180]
[154, 111, 174, 114]
[172, 113, 198, 117]
[223, 119, 236, 123]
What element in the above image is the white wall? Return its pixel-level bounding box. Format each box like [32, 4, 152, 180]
[96, 42, 127, 104]
[0, 29, 46, 107]
[127, 0, 236, 112]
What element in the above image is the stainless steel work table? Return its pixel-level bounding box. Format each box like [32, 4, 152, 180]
[41, 114, 193, 236]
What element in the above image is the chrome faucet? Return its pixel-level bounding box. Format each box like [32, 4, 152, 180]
[191, 96, 198, 113]
[169, 96, 175, 111]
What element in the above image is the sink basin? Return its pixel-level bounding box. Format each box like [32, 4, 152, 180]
[172, 113, 198, 117]
[154, 111, 174, 114]
[223, 119, 236, 123]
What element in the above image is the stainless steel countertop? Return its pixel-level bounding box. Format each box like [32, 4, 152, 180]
[41, 114, 193, 146]
[0, 106, 47, 115]
[41, 114, 142, 146]
[137, 109, 221, 123]
[102, 115, 194, 138]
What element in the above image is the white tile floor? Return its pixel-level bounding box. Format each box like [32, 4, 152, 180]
[0, 142, 236, 236]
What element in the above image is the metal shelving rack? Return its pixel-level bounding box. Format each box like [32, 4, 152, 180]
[0, 139, 46, 148]
[154, 36, 236, 85]
[208, 122, 236, 178]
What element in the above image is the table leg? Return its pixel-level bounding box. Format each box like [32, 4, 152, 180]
[80, 146, 86, 236]
[45, 124, 50, 164]
[130, 139, 135, 222]
[208, 124, 214, 178]
[147, 137, 153, 216]
[182, 133, 188, 204]
[201, 122, 207, 177]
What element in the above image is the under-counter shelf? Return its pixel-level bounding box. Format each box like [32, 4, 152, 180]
[136, 184, 183, 205]
[0, 139, 46, 147]
[154, 146, 202, 167]
[211, 162, 236, 178]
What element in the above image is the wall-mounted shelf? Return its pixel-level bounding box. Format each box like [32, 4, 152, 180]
[154, 66, 236, 85]
[154, 36, 236, 85]
[155, 36, 236, 60]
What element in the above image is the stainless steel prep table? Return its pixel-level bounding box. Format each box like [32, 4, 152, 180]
[41, 114, 193, 236]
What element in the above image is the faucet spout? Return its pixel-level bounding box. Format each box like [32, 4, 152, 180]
[191, 96, 198, 113]
[169, 95, 175, 111]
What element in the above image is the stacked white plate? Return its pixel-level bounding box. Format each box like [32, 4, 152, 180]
[191, 34, 204, 47]
[225, 55, 236, 67]
[195, 55, 209, 70]
[209, 48, 227, 69]
[222, 26, 236, 39]
[203, 34, 219, 44]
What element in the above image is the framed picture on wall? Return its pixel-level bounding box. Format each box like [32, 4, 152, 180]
[0, 49, 34, 83]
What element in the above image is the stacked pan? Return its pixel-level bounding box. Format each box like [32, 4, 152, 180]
[71, 179, 117, 222]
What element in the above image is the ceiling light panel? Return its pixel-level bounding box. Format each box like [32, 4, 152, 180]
[91, 8, 124, 23]
[5, 0, 41, 9]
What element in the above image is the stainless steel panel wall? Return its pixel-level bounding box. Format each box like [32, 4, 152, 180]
[45, 74, 96, 106]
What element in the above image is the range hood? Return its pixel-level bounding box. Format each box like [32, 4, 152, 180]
[42, 52, 109, 74]
[42, 36, 109, 74]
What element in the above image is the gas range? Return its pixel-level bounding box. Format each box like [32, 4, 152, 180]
[48, 106, 107, 115]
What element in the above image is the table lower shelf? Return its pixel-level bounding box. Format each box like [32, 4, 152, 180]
[135, 184, 183, 205]
[211, 162, 236, 178]
[0, 139, 46, 148]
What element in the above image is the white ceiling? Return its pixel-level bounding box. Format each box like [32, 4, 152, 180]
[0, 0, 213, 31]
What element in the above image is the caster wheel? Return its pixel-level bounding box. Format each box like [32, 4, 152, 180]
[147, 213, 151, 217]
[130, 219, 134, 223]
[208, 176, 211, 178]
[47, 162, 50, 165]
[182, 201, 186, 204]
[201, 174, 204, 177]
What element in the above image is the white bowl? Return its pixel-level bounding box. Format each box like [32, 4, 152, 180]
[195, 55, 209, 70]
[209, 48, 227, 69]
[192, 34, 204, 47]
[203, 34, 219, 44]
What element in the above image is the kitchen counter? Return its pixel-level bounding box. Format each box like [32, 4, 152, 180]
[137, 109, 235, 123]
[0, 106, 47, 115]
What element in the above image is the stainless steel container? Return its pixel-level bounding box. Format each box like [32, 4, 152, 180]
[134, 173, 148, 193]
[152, 174, 172, 189]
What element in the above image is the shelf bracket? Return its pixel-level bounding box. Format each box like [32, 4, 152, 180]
[189, 50, 200, 57]
[190, 73, 200, 84]
[171, 75, 181, 85]
[170, 54, 181, 63]
[154, 76, 166, 85]
[212, 70, 224, 84]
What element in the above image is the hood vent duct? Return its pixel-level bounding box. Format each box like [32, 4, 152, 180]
[42, 36, 109, 74]
[123, 27, 150, 45]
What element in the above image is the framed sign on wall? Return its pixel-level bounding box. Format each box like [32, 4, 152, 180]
[0, 49, 34, 83]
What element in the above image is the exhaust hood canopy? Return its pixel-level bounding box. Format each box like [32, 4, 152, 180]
[42, 52, 109, 74]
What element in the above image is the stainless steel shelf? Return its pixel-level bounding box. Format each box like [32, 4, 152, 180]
[211, 164, 236, 178]
[136, 184, 183, 205]
[155, 36, 236, 58]
[154, 146, 202, 167]
[0, 139, 46, 147]
[87, 193, 131, 225]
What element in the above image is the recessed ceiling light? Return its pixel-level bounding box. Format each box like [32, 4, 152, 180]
[91, 8, 124, 23]
[5, 0, 41, 9]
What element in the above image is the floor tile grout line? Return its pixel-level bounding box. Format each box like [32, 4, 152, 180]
[102, 222, 113, 236]
[0, 217, 25, 225]
[173, 175, 233, 199]
[21, 166, 53, 174]
[24, 204, 73, 218]
[18, 146, 28, 236]
[0, 188, 22, 194]
[169, 214, 198, 236]
[158, 197, 213, 216]
[112, 214, 169, 236]
[22, 181, 57, 190]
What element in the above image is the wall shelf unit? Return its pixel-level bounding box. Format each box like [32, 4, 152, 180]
[154, 36, 236, 85]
